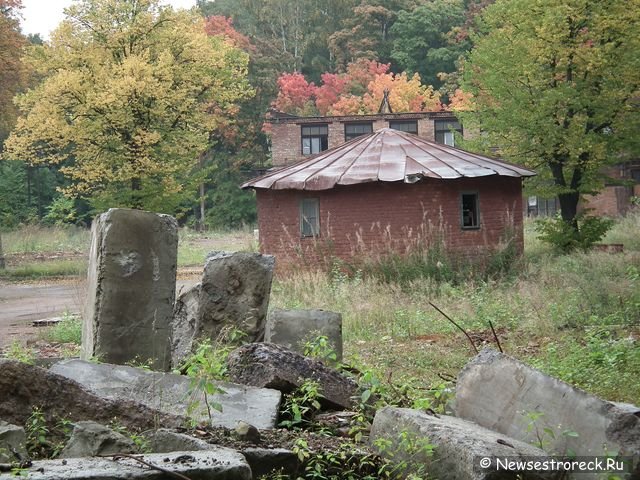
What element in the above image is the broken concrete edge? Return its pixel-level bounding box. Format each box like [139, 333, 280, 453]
[0, 448, 252, 480]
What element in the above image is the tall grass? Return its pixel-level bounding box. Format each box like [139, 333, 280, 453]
[270, 210, 640, 402]
[2, 225, 89, 254]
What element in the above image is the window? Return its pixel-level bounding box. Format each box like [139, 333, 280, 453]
[301, 125, 328, 155]
[388, 120, 418, 134]
[435, 119, 463, 147]
[344, 122, 373, 141]
[300, 198, 319, 237]
[461, 193, 480, 229]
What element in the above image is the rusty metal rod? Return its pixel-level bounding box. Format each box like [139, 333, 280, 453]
[428, 301, 479, 354]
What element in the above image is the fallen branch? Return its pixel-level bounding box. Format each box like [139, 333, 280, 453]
[104, 453, 193, 480]
[488, 320, 503, 353]
[428, 302, 478, 354]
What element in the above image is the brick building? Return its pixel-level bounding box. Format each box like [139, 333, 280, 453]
[266, 109, 465, 167]
[243, 128, 535, 263]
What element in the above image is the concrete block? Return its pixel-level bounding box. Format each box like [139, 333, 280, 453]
[170, 251, 275, 368]
[83, 208, 178, 371]
[227, 342, 358, 410]
[370, 406, 553, 480]
[456, 349, 640, 461]
[51, 359, 281, 429]
[265, 308, 343, 361]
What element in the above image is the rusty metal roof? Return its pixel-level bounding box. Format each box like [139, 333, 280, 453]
[243, 128, 536, 191]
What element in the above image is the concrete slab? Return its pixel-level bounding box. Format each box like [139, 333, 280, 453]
[50, 359, 281, 429]
[0, 449, 251, 479]
[456, 349, 640, 461]
[370, 406, 553, 480]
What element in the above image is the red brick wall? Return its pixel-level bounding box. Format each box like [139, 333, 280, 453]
[581, 186, 633, 217]
[256, 176, 524, 264]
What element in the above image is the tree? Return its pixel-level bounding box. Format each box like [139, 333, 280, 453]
[0, 0, 27, 146]
[390, 0, 468, 89]
[4, 0, 252, 212]
[272, 59, 440, 116]
[459, 0, 640, 232]
[328, 0, 415, 69]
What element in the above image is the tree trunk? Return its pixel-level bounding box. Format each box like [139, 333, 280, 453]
[0, 233, 5, 270]
[131, 177, 142, 209]
[199, 181, 206, 232]
[558, 191, 580, 229]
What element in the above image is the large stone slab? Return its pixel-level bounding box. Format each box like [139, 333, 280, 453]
[171, 251, 275, 367]
[83, 208, 178, 371]
[0, 359, 183, 430]
[227, 342, 358, 410]
[456, 349, 640, 461]
[0, 449, 251, 479]
[50, 359, 281, 429]
[370, 406, 552, 480]
[265, 308, 343, 361]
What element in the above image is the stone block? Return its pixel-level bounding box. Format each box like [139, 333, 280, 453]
[456, 349, 640, 464]
[227, 342, 358, 410]
[51, 359, 281, 429]
[265, 309, 343, 361]
[170, 251, 274, 367]
[59, 421, 136, 458]
[0, 449, 251, 479]
[370, 406, 553, 480]
[0, 421, 27, 463]
[83, 208, 178, 371]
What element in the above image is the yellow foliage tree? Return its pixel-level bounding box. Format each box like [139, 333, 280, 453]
[4, 0, 252, 211]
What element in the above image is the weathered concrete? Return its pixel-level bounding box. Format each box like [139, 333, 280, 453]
[265, 308, 343, 361]
[51, 359, 281, 429]
[170, 251, 275, 368]
[370, 406, 553, 480]
[0, 449, 252, 479]
[83, 208, 178, 371]
[0, 421, 27, 463]
[0, 359, 184, 430]
[59, 421, 137, 458]
[456, 349, 640, 461]
[145, 429, 211, 453]
[227, 342, 358, 410]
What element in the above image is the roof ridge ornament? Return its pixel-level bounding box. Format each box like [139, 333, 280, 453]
[378, 89, 393, 114]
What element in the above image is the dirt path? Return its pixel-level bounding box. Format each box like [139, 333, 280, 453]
[0, 276, 200, 347]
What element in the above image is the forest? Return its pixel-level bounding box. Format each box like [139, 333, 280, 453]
[0, 0, 638, 235]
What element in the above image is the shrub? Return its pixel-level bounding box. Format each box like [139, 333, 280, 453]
[535, 214, 614, 252]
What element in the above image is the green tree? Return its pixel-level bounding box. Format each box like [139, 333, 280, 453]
[4, 0, 252, 212]
[460, 0, 640, 232]
[390, 0, 467, 89]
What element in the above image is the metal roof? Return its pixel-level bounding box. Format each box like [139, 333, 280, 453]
[243, 128, 536, 191]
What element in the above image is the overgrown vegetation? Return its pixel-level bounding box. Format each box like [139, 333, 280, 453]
[271, 212, 640, 404]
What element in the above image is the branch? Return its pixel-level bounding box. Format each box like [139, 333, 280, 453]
[103, 454, 193, 480]
[428, 302, 478, 354]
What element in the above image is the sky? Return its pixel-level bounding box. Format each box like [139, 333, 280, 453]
[20, 0, 197, 39]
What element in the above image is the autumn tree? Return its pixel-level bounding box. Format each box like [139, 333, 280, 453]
[273, 59, 440, 116]
[4, 0, 252, 212]
[460, 0, 640, 234]
[0, 0, 26, 146]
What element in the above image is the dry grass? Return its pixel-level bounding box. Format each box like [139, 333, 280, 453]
[270, 211, 640, 403]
